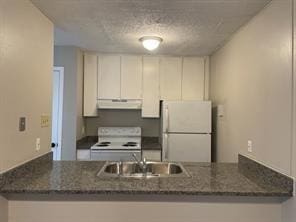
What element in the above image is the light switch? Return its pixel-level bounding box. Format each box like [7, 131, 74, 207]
[217, 105, 224, 118]
[247, 140, 253, 153]
[19, 117, 26, 131]
[41, 115, 50, 127]
[36, 138, 41, 151]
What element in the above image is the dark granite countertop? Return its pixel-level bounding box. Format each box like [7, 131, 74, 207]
[141, 137, 162, 150]
[0, 160, 291, 197]
[76, 136, 162, 151]
[76, 136, 97, 150]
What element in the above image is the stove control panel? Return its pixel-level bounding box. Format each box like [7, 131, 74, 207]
[98, 127, 141, 137]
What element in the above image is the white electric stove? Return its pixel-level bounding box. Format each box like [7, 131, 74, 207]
[90, 127, 142, 161]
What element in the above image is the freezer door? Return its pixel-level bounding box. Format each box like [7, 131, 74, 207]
[162, 133, 211, 162]
[162, 101, 211, 133]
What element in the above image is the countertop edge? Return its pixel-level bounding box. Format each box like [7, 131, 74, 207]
[0, 189, 291, 197]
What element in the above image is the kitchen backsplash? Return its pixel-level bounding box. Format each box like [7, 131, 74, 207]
[84, 109, 160, 137]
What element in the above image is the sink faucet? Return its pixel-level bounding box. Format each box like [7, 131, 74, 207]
[132, 153, 147, 173]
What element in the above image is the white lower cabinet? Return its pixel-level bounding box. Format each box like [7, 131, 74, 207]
[142, 150, 161, 161]
[77, 149, 91, 161]
[142, 57, 160, 118]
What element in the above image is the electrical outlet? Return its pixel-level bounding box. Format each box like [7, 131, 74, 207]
[36, 138, 41, 151]
[247, 140, 253, 153]
[41, 115, 50, 127]
[19, 117, 26, 131]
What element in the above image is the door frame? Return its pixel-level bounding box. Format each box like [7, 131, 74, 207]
[52, 66, 64, 160]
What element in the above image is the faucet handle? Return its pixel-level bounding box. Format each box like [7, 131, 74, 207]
[118, 160, 123, 175]
[131, 153, 140, 163]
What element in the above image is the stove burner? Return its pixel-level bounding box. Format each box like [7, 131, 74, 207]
[123, 142, 138, 147]
[100, 142, 111, 145]
[126, 142, 137, 145]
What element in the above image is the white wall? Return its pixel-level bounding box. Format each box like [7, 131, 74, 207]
[210, 0, 293, 175]
[0, 0, 53, 173]
[54, 46, 85, 160]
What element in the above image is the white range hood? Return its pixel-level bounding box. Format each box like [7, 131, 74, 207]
[97, 99, 142, 110]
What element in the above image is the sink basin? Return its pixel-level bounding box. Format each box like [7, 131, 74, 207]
[97, 161, 190, 178]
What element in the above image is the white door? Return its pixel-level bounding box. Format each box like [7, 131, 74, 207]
[163, 101, 211, 133]
[98, 55, 121, 99]
[160, 57, 182, 100]
[51, 67, 64, 160]
[163, 133, 211, 162]
[121, 55, 143, 99]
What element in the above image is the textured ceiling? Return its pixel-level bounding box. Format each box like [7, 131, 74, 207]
[31, 0, 271, 56]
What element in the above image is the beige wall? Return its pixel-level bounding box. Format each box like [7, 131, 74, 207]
[85, 110, 160, 137]
[54, 46, 85, 160]
[0, 196, 8, 222]
[8, 199, 281, 222]
[209, 0, 296, 220]
[292, 0, 296, 183]
[76, 49, 85, 140]
[210, 0, 293, 175]
[0, 0, 53, 173]
[281, 1, 296, 221]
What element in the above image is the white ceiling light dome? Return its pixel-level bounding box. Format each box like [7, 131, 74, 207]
[139, 36, 163, 51]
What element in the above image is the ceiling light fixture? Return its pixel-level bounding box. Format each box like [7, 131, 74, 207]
[139, 36, 163, 51]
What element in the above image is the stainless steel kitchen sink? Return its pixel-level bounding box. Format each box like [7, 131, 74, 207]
[97, 161, 190, 178]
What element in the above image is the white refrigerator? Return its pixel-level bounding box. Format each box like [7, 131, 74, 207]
[161, 101, 212, 162]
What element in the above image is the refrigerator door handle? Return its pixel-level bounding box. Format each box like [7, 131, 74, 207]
[164, 133, 169, 160]
[164, 105, 169, 133]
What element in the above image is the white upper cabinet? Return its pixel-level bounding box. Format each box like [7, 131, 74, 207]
[84, 54, 207, 114]
[121, 56, 143, 99]
[83, 53, 98, 117]
[182, 57, 205, 100]
[160, 57, 182, 100]
[98, 55, 121, 99]
[142, 57, 160, 118]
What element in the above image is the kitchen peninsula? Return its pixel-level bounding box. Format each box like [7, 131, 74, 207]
[0, 153, 292, 197]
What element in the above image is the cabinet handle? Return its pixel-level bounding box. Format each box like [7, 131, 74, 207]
[165, 106, 169, 133]
[164, 133, 169, 160]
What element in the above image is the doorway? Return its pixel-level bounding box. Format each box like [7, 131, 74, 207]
[51, 67, 64, 160]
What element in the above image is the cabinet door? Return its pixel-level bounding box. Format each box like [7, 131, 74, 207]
[98, 55, 121, 99]
[160, 57, 182, 100]
[77, 149, 91, 161]
[142, 57, 160, 118]
[83, 53, 98, 116]
[121, 56, 142, 99]
[182, 57, 205, 100]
